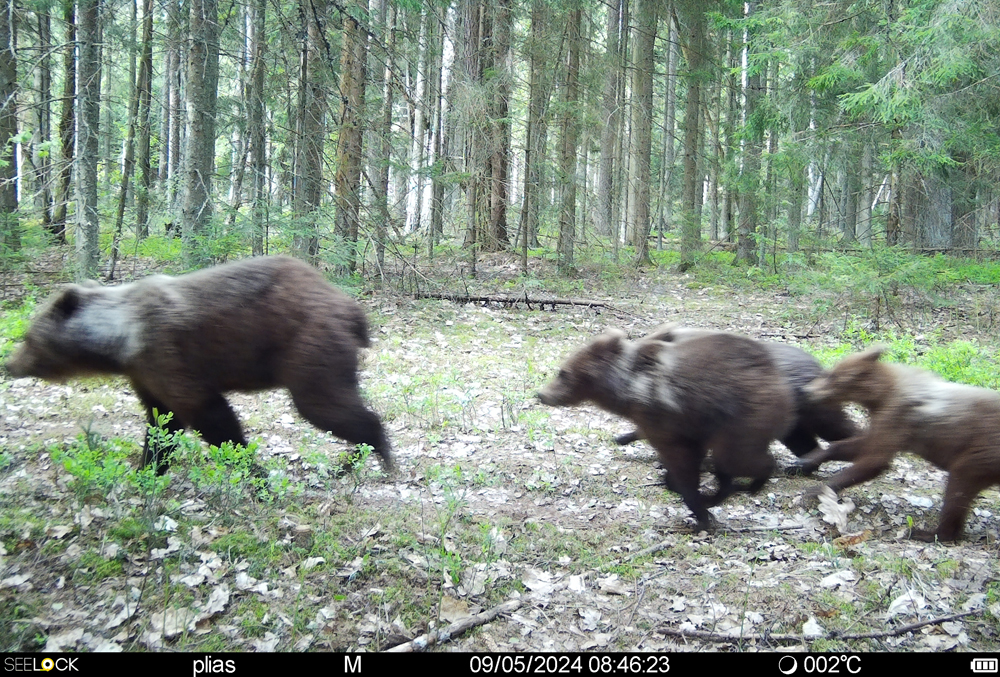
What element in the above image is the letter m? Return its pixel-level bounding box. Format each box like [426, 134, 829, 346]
[345, 656, 362, 673]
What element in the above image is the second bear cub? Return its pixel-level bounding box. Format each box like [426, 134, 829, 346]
[803, 345, 1000, 541]
[538, 329, 792, 531]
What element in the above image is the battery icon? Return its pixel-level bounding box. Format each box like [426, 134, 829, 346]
[972, 658, 998, 673]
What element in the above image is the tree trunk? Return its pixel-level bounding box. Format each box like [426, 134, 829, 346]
[461, 0, 487, 273]
[99, 19, 111, 196]
[842, 151, 858, 244]
[33, 10, 54, 236]
[678, 3, 704, 271]
[886, 126, 903, 245]
[597, 0, 623, 240]
[628, 0, 656, 266]
[736, 0, 761, 265]
[225, 2, 251, 234]
[0, 0, 18, 253]
[517, 0, 553, 271]
[372, 0, 394, 267]
[293, 0, 328, 262]
[108, 0, 147, 279]
[157, 2, 173, 186]
[485, 0, 511, 251]
[557, 8, 581, 274]
[135, 0, 153, 239]
[404, 7, 429, 236]
[76, 0, 101, 279]
[334, 1, 367, 273]
[247, 0, 266, 255]
[51, 0, 74, 241]
[167, 0, 183, 215]
[655, 6, 677, 247]
[181, 0, 220, 265]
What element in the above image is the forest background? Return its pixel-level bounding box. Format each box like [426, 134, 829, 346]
[0, 0, 997, 278]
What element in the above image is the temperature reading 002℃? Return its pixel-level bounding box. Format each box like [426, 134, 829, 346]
[778, 655, 861, 675]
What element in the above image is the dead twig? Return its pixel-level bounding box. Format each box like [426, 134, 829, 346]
[385, 598, 524, 652]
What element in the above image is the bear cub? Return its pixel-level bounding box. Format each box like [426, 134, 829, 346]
[614, 324, 858, 472]
[6, 256, 393, 474]
[803, 345, 1000, 542]
[538, 329, 793, 531]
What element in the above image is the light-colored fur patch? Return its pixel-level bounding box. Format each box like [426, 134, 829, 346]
[620, 340, 681, 412]
[72, 292, 143, 363]
[899, 366, 989, 421]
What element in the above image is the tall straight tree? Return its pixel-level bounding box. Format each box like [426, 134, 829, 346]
[655, 5, 678, 247]
[517, 0, 553, 272]
[293, 0, 328, 261]
[597, 0, 623, 240]
[0, 0, 18, 253]
[404, 6, 430, 236]
[76, 0, 101, 278]
[628, 0, 656, 265]
[460, 0, 487, 273]
[247, 0, 266, 255]
[109, 0, 155, 278]
[458, 0, 511, 256]
[557, 6, 581, 274]
[485, 0, 511, 251]
[334, 1, 367, 272]
[678, 2, 706, 271]
[371, 0, 394, 268]
[32, 9, 54, 236]
[164, 0, 184, 211]
[52, 0, 74, 241]
[428, 24, 449, 262]
[181, 0, 219, 265]
[134, 0, 153, 238]
[736, 0, 762, 265]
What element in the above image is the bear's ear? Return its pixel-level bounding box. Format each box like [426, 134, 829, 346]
[644, 322, 680, 343]
[52, 286, 84, 319]
[859, 344, 887, 362]
[599, 328, 627, 353]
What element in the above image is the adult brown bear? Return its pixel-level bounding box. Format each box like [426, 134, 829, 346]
[5, 256, 393, 474]
[803, 346, 1000, 542]
[538, 329, 793, 531]
[614, 324, 858, 472]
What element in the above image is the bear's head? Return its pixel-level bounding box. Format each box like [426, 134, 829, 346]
[5, 284, 119, 381]
[537, 329, 627, 407]
[806, 345, 887, 407]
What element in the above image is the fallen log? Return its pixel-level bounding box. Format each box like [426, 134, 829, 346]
[414, 291, 619, 312]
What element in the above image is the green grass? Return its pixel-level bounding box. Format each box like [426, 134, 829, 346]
[0, 296, 35, 361]
[808, 322, 1000, 388]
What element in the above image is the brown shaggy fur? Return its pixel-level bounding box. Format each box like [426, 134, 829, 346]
[6, 256, 392, 473]
[614, 324, 858, 470]
[802, 346, 1000, 541]
[538, 329, 793, 530]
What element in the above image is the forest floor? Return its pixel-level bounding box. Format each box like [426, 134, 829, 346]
[2, 251, 1000, 653]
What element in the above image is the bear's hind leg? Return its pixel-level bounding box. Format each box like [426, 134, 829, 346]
[291, 386, 393, 472]
[187, 394, 248, 449]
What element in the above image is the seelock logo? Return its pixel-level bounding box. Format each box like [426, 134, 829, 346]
[5, 658, 79, 673]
